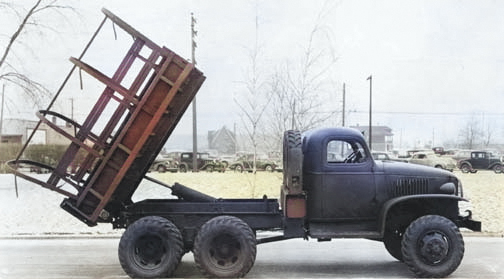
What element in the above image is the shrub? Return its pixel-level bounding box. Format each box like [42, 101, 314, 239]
[0, 144, 68, 173]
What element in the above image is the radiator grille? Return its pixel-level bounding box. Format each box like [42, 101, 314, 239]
[390, 178, 429, 197]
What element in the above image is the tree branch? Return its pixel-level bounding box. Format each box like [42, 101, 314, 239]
[0, 0, 43, 70]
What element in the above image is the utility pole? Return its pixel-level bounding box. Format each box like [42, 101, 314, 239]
[367, 75, 372, 150]
[70, 98, 74, 120]
[342, 83, 346, 127]
[191, 13, 198, 172]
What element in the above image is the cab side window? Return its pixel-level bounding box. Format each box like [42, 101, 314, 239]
[327, 140, 367, 163]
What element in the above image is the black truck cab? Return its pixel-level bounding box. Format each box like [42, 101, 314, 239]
[289, 128, 479, 239]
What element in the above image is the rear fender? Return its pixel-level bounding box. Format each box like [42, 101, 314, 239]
[378, 194, 466, 237]
[458, 160, 472, 168]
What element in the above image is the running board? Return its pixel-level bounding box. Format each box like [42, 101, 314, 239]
[309, 222, 381, 239]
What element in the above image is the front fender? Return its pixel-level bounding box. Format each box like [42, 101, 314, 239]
[377, 194, 467, 237]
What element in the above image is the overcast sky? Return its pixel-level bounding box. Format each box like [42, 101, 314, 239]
[2, 0, 504, 149]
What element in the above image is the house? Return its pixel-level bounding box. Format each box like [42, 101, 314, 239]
[1, 118, 75, 145]
[208, 126, 236, 155]
[350, 125, 394, 152]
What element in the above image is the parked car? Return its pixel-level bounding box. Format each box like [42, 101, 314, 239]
[457, 151, 503, 173]
[149, 155, 178, 173]
[371, 151, 408, 163]
[178, 152, 226, 172]
[408, 152, 456, 171]
[398, 149, 431, 159]
[451, 150, 473, 161]
[229, 153, 277, 172]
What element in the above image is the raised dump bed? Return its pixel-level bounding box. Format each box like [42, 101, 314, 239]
[8, 8, 205, 226]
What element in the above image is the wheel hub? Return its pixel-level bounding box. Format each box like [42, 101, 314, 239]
[135, 235, 165, 266]
[419, 232, 449, 264]
[210, 234, 240, 266]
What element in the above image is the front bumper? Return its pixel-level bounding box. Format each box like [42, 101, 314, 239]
[457, 213, 482, 231]
[457, 201, 481, 231]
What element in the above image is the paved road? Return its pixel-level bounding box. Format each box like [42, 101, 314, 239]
[0, 236, 502, 278]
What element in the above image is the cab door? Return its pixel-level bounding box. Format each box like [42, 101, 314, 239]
[319, 138, 378, 221]
[471, 152, 487, 169]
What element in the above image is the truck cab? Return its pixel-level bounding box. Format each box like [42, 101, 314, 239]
[282, 128, 480, 276]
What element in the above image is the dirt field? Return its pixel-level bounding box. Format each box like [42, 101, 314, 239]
[0, 170, 502, 236]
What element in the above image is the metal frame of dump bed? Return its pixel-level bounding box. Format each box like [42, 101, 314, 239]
[8, 8, 206, 226]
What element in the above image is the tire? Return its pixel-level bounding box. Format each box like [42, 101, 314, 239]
[156, 165, 167, 173]
[493, 164, 503, 173]
[264, 165, 273, 172]
[459, 163, 470, 173]
[206, 165, 214, 172]
[193, 215, 256, 278]
[283, 130, 303, 194]
[118, 216, 184, 278]
[235, 165, 244, 173]
[179, 165, 187, 173]
[402, 215, 464, 278]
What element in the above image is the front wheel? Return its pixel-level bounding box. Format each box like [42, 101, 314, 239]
[118, 216, 184, 278]
[156, 165, 167, 173]
[402, 215, 464, 278]
[193, 215, 256, 278]
[179, 165, 187, 173]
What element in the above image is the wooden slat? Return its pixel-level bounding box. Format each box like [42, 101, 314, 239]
[89, 61, 195, 222]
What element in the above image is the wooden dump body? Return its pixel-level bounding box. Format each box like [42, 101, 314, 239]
[8, 9, 205, 226]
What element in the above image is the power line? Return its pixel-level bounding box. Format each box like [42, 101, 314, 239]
[350, 111, 504, 117]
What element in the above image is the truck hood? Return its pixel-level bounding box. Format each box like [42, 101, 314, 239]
[376, 160, 454, 177]
[374, 160, 460, 197]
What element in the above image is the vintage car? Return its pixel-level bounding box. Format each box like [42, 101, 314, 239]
[178, 152, 226, 172]
[149, 155, 178, 173]
[457, 151, 503, 173]
[408, 152, 456, 171]
[371, 151, 408, 163]
[229, 153, 277, 172]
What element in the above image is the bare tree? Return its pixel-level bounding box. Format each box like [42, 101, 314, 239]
[482, 117, 495, 148]
[234, 12, 273, 180]
[458, 115, 483, 149]
[264, 18, 338, 150]
[0, 0, 75, 109]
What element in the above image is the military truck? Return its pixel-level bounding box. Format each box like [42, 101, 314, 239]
[8, 8, 480, 279]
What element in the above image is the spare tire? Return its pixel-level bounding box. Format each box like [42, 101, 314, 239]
[283, 130, 303, 194]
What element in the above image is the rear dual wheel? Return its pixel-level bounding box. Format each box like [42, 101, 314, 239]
[193, 215, 256, 278]
[118, 216, 184, 278]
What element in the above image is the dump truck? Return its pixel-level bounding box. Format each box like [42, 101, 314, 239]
[8, 9, 481, 279]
